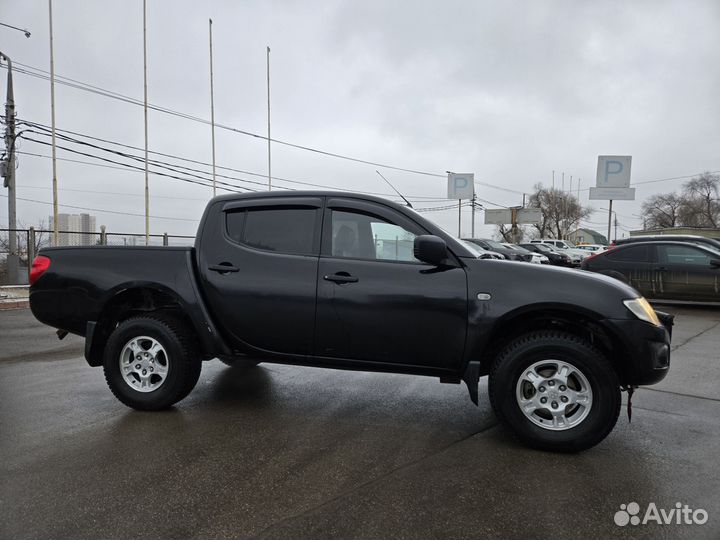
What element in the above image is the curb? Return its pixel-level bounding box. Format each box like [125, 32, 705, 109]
[0, 299, 30, 311]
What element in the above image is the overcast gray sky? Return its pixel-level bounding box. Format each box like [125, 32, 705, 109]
[2, 0, 719, 240]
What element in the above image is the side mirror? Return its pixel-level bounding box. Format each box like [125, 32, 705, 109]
[710, 259, 720, 268]
[413, 235, 447, 266]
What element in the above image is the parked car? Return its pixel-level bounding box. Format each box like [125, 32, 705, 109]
[529, 240, 584, 266]
[581, 241, 720, 302]
[460, 240, 504, 260]
[530, 239, 590, 262]
[612, 234, 720, 252]
[463, 238, 528, 261]
[29, 191, 672, 452]
[501, 243, 549, 264]
[520, 243, 574, 267]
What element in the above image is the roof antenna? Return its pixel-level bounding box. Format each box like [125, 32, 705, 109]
[375, 170, 413, 208]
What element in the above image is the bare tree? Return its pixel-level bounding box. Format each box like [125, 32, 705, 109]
[641, 172, 720, 229]
[681, 172, 719, 227]
[0, 220, 50, 265]
[527, 183, 592, 239]
[641, 193, 683, 229]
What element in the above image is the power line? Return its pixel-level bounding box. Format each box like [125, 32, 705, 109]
[12, 175, 207, 202]
[0, 193, 200, 222]
[3, 62, 524, 197]
[14, 120, 460, 202]
[21, 136, 253, 194]
[3, 62, 447, 178]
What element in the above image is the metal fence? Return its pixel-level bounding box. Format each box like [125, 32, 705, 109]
[0, 228, 195, 285]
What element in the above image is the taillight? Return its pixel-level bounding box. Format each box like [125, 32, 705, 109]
[30, 255, 51, 285]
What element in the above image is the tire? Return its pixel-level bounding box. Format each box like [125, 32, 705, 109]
[489, 331, 621, 452]
[103, 315, 201, 411]
[218, 357, 260, 368]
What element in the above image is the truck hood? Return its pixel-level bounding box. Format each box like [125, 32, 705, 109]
[461, 258, 641, 320]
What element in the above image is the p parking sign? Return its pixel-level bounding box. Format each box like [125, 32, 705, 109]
[447, 173, 475, 199]
[596, 156, 631, 188]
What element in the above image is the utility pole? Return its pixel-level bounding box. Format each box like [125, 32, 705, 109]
[470, 193, 476, 237]
[48, 0, 59, 246]
[561, 172, 565, 239]
[1, 51, 19, 283]
[208, 18, 216, 197]
[614, 213, 618, 241]
[574, 178, 581, 239]
[142, 0, 149, 244]
[266, 46, 271, 191]
[457, 199, 461, 238]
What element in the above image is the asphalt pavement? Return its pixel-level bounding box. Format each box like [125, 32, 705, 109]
[1, 306, 719, 540]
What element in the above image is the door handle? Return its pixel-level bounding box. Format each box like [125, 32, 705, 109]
[656, 266, 668, 272]
[323, 273, 359, 284]
[209, 263, 239, 274]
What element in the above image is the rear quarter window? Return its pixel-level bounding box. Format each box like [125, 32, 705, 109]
[606, 245, 650, 262]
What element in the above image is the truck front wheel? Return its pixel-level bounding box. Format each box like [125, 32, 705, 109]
[489, 331, 621, 452]
[103, 316, 201, 411]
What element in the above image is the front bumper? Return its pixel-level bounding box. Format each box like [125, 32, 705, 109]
[601, 317, 672, 386]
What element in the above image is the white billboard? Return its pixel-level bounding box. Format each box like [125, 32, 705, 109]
[447, 173, 475, 199]
[589, 187, 636, 201]
[484, 208, 542, 224]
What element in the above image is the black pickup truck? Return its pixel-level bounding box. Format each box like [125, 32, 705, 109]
[29, 191, 671, 451]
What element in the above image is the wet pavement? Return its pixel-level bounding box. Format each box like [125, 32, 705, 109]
[1, 305, 719, 539]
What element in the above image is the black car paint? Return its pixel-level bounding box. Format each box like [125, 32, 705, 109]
[30, 191, 670, 391]
[463, 238, 528, 261]
[582, 241, 720, 302]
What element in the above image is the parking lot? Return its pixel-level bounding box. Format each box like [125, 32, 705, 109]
[1, 305, 719, 540]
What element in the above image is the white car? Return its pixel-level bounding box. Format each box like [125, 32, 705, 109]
[530, 239, 590, 263]
[576, 244, 608, 253]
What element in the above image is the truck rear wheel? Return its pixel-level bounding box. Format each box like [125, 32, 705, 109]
[103, 316, 201, 411]
[489, 331, 621, 452]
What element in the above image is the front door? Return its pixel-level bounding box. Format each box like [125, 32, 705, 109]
[314, 198, 467, 370]
[655, 244, 719, 301]
[198, 197, 323, 356]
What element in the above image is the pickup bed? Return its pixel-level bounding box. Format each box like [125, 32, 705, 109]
[29, 191, 672, 451]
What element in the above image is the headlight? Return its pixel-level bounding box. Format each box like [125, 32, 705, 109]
[623, 297, 661, 326]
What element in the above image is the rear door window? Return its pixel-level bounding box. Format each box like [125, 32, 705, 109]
[226, 207, 319, 255]
[606, 245, 651, 262]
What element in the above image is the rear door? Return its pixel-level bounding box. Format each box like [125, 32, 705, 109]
[198, 197, 323, 355]
[314, 198, 467, 370]
[601, 244, 656, 296]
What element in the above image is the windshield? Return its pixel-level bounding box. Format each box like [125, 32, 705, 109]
[506, 244, 530, 254]
[461, 240, 485, 256]
[485, 240, 507, 250]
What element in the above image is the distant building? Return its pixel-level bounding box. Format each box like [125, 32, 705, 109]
[50, 213, 97, 246]
[567, 228, 608, 245]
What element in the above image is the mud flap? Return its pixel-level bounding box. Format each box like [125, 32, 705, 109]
[621, 385, 637, 422]
[463, 360, 481, 406]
